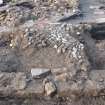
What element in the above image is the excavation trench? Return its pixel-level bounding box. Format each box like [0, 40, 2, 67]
[84, 24, 105, 69]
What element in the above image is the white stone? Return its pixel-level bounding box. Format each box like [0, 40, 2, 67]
[89, 5, 100, 9]
[77, 32, 80, 35]
[31, 68, 50, 78]
[10, 43, 13, 47]
[72, 47, 77, 58]
[96, 18, 105, 23]
[54, 45, 58, 49]
[0, 0, 3, 5]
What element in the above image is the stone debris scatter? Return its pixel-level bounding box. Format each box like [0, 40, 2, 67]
[31, 68, 51, 78]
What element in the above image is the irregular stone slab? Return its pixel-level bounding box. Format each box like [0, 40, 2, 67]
[31, 68, 51, 78]
[44, 80, 56, 96]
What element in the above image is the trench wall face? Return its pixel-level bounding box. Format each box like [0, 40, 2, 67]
[0, 21, 105, 100]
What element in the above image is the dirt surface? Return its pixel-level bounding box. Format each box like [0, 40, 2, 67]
[1, 96, 105, 105]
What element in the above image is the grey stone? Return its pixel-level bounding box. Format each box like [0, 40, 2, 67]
[31, 68, 51, 78]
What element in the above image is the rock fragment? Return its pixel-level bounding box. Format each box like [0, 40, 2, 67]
[44, 79, 57, 96]
[0, 0, 3, 5]
[31, 68, 51, 78]
[51, 67, 67, 75]
[96, 18, 105, 23]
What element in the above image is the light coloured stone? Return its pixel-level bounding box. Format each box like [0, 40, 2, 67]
[54, 45, 58, 49]
[31, 68, 50, 78]
[77, 32, 80, 35]
[12, 73, 26, 90]
[44, 81, 56, 96]
[0, 0, 3, 5]
[72, 47, 77, 59]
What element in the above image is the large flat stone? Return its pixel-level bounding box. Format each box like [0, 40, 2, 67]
[0, 0, 3, 5]
[31, 68, 51, 78]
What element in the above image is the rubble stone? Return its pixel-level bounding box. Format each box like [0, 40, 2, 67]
[44, 79, 57, 96]
[44, 82, 56, 96]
